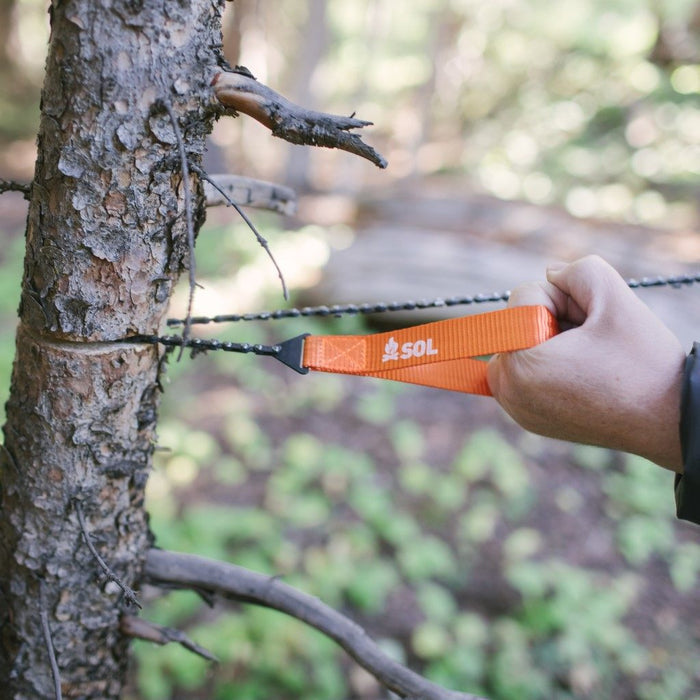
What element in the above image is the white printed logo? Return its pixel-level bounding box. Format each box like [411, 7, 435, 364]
[382, 336, 438, 362]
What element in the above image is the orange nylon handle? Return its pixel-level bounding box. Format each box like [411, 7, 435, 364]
[302, 305, 559, 395]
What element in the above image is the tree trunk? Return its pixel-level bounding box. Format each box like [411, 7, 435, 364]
[0, 1, 224, 697]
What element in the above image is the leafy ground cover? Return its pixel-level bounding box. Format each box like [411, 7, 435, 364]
[0, 187, 697, 699]
[124, 220, 700, 700]
[129, 329, 700, 700]
[0, 182, 697, 700]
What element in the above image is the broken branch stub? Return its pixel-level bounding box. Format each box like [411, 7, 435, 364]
[204, 174, 296, 215]
[0, 179, 30, 198]
[120, 615, 218, 663]
[213, 71, 388, 169]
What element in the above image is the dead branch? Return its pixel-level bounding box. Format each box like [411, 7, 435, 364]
[0, 179, 30, 198]
[213, 70, 388, 169]
[120, 614, 218, 662]
[204, 174, 296, 215]
[74, 500, 141, 609]
[145, 549, 488, 700]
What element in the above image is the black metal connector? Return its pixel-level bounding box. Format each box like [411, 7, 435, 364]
[273, 333, 310, 374]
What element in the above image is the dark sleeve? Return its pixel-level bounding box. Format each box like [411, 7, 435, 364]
[675, 342, 700, 525]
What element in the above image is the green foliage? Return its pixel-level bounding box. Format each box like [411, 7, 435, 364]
[134, 608, 348, 700]
[604, 455, 678, 566]
[137, 332, 700, 700]
[136, 324, 700, 700]
[354, 384, 403, 425]
[278, 0, 700, 226]
[0, 229, 24, 426]
[669, 542, 700, 593]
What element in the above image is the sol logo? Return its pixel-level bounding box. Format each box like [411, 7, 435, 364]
[382, 337, 438, 362]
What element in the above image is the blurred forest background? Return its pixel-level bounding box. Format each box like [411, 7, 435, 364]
[1, 1, 700, 699]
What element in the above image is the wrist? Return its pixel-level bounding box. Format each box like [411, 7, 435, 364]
[608, 340, 685, 470]
[635, 377, 684, 471]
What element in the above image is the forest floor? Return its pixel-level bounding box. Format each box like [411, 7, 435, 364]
[306, 184, 700, 695]
[2, 180, 699, 699]
[139, 182, 700, 699]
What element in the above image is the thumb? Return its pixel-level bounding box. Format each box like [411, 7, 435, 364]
[486, 352, 508, 400]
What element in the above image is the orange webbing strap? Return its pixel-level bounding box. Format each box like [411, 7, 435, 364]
[302, 305, 559, 396]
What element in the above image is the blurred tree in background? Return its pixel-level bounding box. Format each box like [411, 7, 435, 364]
[0, 2, 699, 699]
[2, 0, 698, 220]
[208, 0, 699, 225]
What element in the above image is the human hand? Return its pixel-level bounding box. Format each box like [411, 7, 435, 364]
[487, 256, 685, 470]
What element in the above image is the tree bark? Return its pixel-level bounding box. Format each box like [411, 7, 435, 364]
[0, 1, 224, 697]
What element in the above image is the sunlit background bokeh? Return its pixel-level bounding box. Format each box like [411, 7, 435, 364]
[216, 0, 699, 225]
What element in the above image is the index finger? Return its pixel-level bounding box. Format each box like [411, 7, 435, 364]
[509, 276, 586, 330]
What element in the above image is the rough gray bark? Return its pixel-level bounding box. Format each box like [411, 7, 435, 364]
[0, 1, 396, 697]
[0, 0, 224, 697]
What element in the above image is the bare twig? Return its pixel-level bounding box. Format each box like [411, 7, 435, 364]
[192, 164, 288, 300]
[160, 97, 197, 354]
[213, 70, 387, 169]
[74, 500, 141, 609]
[40, 605, 62, 700]
[121, 614, 218, 662]
[204, 174, 296, 215]
[145, 549, 487, 700]
[0, 179, 30, 198]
